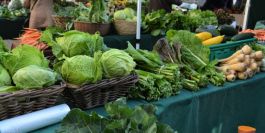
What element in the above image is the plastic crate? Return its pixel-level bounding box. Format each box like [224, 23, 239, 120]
[209, 38, 257, 61]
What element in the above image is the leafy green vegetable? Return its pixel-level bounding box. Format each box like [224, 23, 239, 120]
[88, 0, 110, 23]
[142, 9, 218, 36]
[0, 64, 11, 86]
[57, 109, 108, 133]
[166, 30, 210, 68]
[249, 42, 265, 54]
[75, 0, 110, 23]
[12, 65, 57, 89]
[0, 37, 8, 52]
[114, 8, 136, 21]
[125, 42, 161, 68]
[0, 45, 49, 76]
[186, 10, 218, 31]
[126, 43, 181, 99]
[0, 5, 28, 19]
[53, 2, 75, 17]
[61, 54, 102, 86]
[57, 98, 176, 133]
[53, 30, 103, 58]
[100, 49, 136, 78]
[40, 27, 64, 46]
[0, 86, 17, 93]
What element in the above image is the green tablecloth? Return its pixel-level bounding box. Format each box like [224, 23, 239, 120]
[104, 34, 161, 50]
[33, 73, 265, 133]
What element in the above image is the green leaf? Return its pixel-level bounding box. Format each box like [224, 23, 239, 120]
[56, 109, 109, 133]
[0, 37, 8, 52]
[151, 29, 162, 36]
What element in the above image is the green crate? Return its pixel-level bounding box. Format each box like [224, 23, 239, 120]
[209, 38, 257, 61]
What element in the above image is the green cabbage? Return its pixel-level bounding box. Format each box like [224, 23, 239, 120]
[61, 54, 102, 86]
[54, 30, 103, 58]
[0, 45, 49, 76]
[100, 49, 135, 78]
[114, 8, 136, 21]
[114, 10, 126, 20]
[0, 86, 17, 93]
[12, 65, 57, 89]
[0, 64, 11, 86]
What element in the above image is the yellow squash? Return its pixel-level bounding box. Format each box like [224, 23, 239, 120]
[202, 36, 224, 46]
[195, 32, 212, 41]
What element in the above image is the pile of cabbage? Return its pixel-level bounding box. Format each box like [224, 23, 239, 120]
[52, 30, 136, 86]
[0, 44, 58, 92]
[0, 30, 136, 93]
[114, 8, 137, 22]
[60, 49, 136, 86]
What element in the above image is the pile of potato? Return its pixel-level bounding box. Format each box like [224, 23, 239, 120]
[217, 45, 264, 82]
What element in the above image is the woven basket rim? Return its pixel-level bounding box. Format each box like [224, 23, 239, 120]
[74, 21, 111, 25]
[67, 73, 138, 91]
[114, 19, 137, 24]
[0, 83, 66, 97]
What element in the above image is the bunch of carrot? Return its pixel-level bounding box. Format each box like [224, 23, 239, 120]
[15, 28, 48, 51]
[241, 29, 265, 41]
[217, 45, 264, 82]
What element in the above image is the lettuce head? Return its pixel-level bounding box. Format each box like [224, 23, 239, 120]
[0, 45, 49, 76]
[0, 64, 11, 86]
[61, 54, 102, 86]
[12, 65, 57, 89]
[100, 49, 135, 78]
[54, 30, 103, 58]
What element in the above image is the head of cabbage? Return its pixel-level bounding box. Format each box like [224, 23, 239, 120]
[0, 45, 49, 76]
[0, 64, 11, 86]
[100, 49, 136, 78]
[54, 30, 104, 58]
[61, 53, 102, 86]
[114, 8, 136, 21]
[12, 65, 57, 89]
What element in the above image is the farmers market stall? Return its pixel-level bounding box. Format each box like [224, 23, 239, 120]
[1, 0, 265, 133]
[33, 72, 265, 133]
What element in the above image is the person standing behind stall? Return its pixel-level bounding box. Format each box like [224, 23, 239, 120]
[149, 0, 182, 12]
[23, 0, 54, 29]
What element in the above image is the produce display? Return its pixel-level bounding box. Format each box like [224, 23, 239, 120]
[142, 9, 218, 36]
[57, 98, 176, 133]
[1, 2, 265, 131]
[0, 0, 28, 19]
[0, 42, 57, 91]
[218, 45, 264, 81]
[195, 24, 256, 46]
[128, 30, 226, 100]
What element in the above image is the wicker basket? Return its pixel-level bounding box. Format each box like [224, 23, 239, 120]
[74, 21, 111, 36]
[114, 20, 136, 35]
[52, 15, 72, 30]
[63, 74, 138, 109]
[0, 83, 66, 120]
